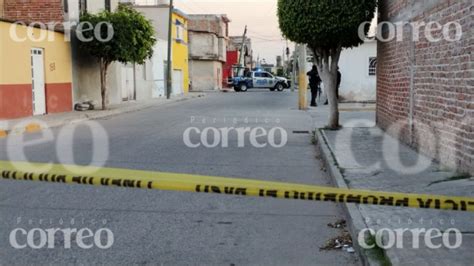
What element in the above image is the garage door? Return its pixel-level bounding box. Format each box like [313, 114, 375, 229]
[172, 70, 183, 96]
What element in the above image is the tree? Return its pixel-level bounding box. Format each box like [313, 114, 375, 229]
[278, 0, 376, 129]
[276, 68, 285, 77]
[79, 5, 156, 110]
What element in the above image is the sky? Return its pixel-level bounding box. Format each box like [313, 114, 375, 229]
[174, 0, 287, 65]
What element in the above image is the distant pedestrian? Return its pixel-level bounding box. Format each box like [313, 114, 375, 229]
[307, 65, 321, 107]
[336, 67, 341, 100]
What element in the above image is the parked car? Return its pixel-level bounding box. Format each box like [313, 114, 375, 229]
[233, 71, 290, 92]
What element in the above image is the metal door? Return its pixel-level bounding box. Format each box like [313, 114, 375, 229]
[172, 70, 183, 95]
[31, 48, 46, 115]
[121, 65, 135, 101]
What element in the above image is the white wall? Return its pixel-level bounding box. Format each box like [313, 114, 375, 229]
[338, 40, 377, 102]
[189, 60, 222, 91]
[45, 1, 171, 107]
[151, 39, 168, 98]
[68, 0, 127, 107]
[72, 46, 123, 106]
[134, 6, 169, 41]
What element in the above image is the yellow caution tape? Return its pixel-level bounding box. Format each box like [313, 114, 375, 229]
[1, 161, 473, 212]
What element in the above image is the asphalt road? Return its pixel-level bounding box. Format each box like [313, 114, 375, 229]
[0, 91, 362, 265]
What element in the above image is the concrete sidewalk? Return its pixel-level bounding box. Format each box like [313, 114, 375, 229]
[317, 126, 474, 265]
[0, 93, 205, 136]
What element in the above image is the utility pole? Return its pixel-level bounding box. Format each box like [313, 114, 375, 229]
[166, 0, 174, 99]
[282, 49, 285, 76]
[285, 40, 290, 77]
[237, 25, 247, 76]
[297, 44, 308, 110]
[291, 43, 297, 92]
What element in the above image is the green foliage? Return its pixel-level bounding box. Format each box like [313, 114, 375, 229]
[365, 235, 392, 266]
[277, 0, 377, 49]
[276, 68, 284, 76]
[79, 4, 156, 65]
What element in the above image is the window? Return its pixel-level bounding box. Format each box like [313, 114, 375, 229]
[175, 19, 185, 42]
[176, 25, 184, 42]
[369, 57, 377, 76]
[262, 72, 273, 78]
[105, 0, 111, 12]
[79, 0, 87, 14]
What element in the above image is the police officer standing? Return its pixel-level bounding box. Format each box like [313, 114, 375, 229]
[307, 65, 321, 107]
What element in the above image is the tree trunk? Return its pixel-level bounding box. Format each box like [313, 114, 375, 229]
[99, 59, 110, 110]
[322, 70, 339, 129]
[312, 47, 342, 129]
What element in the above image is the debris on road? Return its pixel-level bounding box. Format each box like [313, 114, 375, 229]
[320, 219, 354, 253]
[327, 219, 346, 229]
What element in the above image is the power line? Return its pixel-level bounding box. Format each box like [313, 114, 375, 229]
[248, 35, 285, 42]
[252, 40, 286, 44]
[247, 29, 282, 39]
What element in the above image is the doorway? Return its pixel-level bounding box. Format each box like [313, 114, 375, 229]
[121, 64, 135, 101]
[31, 48, 46, 115]
[172, 69, 183, 96]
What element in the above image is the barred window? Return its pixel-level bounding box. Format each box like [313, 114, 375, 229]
[369, 57, 377, 76]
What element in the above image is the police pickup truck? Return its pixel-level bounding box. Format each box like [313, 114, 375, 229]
[232, 71, 290, 92]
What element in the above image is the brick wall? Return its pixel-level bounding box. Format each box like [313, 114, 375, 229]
[188, 15, 229, 62]
[377, 0, 473, 174]
[188, 15, 228, 38]
[3, 0, 64, 23]
[188, 18, 220, 37]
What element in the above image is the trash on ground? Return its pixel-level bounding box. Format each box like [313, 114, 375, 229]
[327, 219, 347, 229]
[319, 229, 353, 251]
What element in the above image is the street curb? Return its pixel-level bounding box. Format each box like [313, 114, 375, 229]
[0, 122, 43, 138]
[1, 94, 205, 137]
[0, 129, 7, 138]
[25, 123, 42, 133]
[315, 129, 388, 266]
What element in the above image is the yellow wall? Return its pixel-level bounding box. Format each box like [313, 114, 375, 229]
[172, 12, 189, 95]
[0, 21, 72, 85]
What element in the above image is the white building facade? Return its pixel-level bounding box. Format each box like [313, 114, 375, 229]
[66, 0, 158, 106]
[338, 40, 377, 102]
